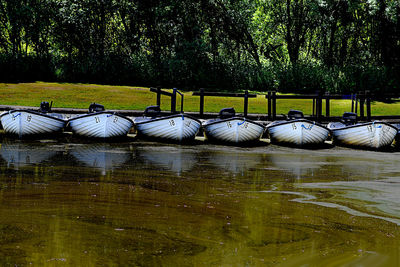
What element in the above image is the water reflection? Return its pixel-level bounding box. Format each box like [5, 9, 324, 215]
[0, 140, 58, 169]
[207, 149, 264, 175]
[264, 148, 400, 227]
[136, 145, 197, 175]
[332, 151, 400, 178]
[0, 139, 400, 265]
[266, 150, 325, 178]
[69, 143, 133, 175]
[136, 146, 268, 177]
[266, 147, 400, 180]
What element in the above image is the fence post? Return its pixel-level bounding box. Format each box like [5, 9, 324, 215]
[316, 91, 322, 122]
[351, 94, 354, 113]
[171, 88, 177, 113]
[180, 91, 184, 113]
[244, 90, 249, 118]
[156, 86, 161, 106]
[325, 92, 330, 118]
[366, 90, 371, 121]
[315, 91, 319, 119]
[199, 88, 204, 118]
[267, 92, 271, 120]
[359, 91, 365, 121]
[272, 91, 276, 120]
[355, 94, 358, 114]
[312, 98, 315, 117]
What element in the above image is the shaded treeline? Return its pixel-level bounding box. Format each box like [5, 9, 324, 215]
[0, 0, 399, 93]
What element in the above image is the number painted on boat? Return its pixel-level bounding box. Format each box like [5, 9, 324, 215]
[367, 125, 373, 132]
[95, 116, 100, 123]
[226, 122, 232, 128]
[185, 121, 191, 127]
[240, 122, 249, 128]
[113, 117, 118, 123]
[27, 115, 32, 122]
[169, 120, 175, 127]
[292, 123, 297, 130]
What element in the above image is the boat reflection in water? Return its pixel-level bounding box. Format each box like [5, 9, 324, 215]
[136, 145, 197, 176]
[267, 150, 326, 178]
[0, 140, 58, 169]
[69, 143, 132, 175]
[207, 149, 265, 176]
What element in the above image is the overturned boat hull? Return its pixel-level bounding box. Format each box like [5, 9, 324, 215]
[267, 119, 330, 146]
[328, 121, 397, 149]
[0, 110, 66, 138]
[134, 114, 201, 142]
[68, 112, 133, 138]
[203, 118, 265, 144]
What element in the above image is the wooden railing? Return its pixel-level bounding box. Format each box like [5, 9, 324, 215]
[150, 87, 377, 121]
[266, 91, 372, 121]
[192, 88, 257, 118]
[150, 87, 184, 113]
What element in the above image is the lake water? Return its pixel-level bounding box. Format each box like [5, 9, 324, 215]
[1, 136, 400, 266]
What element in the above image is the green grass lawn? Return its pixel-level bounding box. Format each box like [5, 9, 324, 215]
[0, 81, 399, 116]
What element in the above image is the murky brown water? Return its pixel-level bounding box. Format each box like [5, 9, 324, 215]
[1, 136, 400, 266]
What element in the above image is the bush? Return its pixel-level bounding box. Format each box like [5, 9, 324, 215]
[276, 63, 328, 94]
[0, 54, 55, 82]
[0, 52, 398, 96]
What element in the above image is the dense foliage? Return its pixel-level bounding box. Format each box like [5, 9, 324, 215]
[0, 0, 399, 93]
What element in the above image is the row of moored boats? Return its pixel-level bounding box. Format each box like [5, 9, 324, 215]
[0, 102, 399, 150]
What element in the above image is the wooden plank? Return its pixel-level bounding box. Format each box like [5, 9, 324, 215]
[194, 92, 358, 100]
[150, 87, 173, 97]
[192, 92, 256, 98]
[271, 94, 347, 100]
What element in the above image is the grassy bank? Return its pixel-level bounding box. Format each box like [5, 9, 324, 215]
[0, 82, 399, 116]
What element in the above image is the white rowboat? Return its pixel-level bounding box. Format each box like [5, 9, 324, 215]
[267, 119, 330, 146]
[69, 112, 133, 138]
[203, 108, 265, 144]
[134, 113, 201, 142]
[0, 108, 66, 138]
[203, 118, 265, 144]
[68, 103, 133, 138]
[266, 110, 330, 147]
[328, 121, 398, 149]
